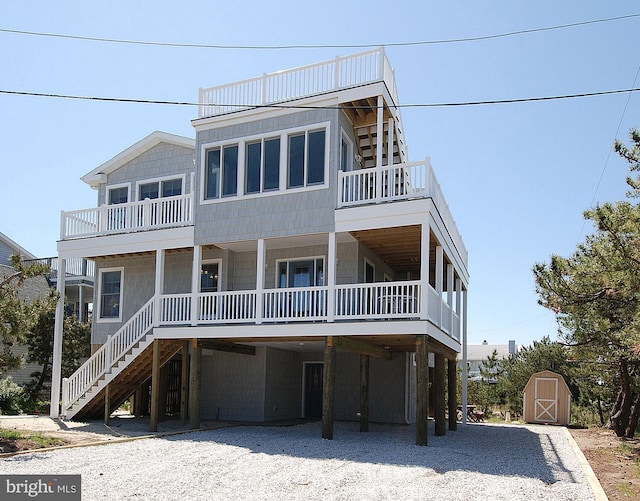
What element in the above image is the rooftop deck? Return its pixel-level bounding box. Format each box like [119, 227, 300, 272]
[198, 47, 399, 118]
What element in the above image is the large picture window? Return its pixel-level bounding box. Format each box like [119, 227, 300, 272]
[99, 268, 123, 321]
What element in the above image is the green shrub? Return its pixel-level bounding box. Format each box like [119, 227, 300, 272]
[0, 377, 25, 415]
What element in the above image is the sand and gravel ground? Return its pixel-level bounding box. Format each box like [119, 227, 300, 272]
[1, 419, 597, 501]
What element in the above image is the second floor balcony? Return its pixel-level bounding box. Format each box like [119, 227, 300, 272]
[59, 160, 466, 264]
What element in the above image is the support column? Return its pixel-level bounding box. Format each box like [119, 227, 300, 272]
[435, 246, 443, 325]
[154, 249, 165, 327]
[50, 257, 66, 418]
[462, 288, 469, 425]
[322, 337, 336, 440]
[191, 245, 202, 326]
[447, 263, 454, 330]
[150, 339, 161, 432]
[256, 239, 265, 324]
[360, 354, 369, 432]
[180, 340, 189, 425]
[327, 232, 336, 322]
[416, 335, 429, 446]
[434, 353, 446, 436]
[387, 118, 394, 167]
[104, 383, 111, 425]
[448, 358, 458, 431]
[78, 284, 85, 322]
[420, 223, 430, 320]
[189, 340, 202, 429]
[375, 95, 384, 202]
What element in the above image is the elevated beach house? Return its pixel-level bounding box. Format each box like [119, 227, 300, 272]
[50, 48, 469, 444]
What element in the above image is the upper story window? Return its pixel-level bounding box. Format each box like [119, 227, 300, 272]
[205, 144, 238, 199]
[288, 129, 326, 188]
[200, 123, 329, 204]
[108, 185, 129, 204]
[246, 138, 280, 194]
[137, 177, 183, 200]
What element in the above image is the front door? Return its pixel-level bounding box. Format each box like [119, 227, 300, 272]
[304, 363, 323, 418]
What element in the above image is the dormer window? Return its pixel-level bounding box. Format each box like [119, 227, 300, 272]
[138, 177, 183, 200]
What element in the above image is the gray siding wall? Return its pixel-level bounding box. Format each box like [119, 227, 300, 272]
[92, 255, 156, 345]
[0, 241, 15, 266]
[194, 110, 339, 245]
[163, 250, 193, 294]
[97, 143, 195, 205]
[264, 348, 303, 421]
[196, 346, 409, 424]
[358, 242, 395, 282]
[200, 346, 267, 422]
[333, 351, 409, 424]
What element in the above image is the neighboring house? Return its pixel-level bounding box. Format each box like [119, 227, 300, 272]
[0, 231, 37, 265]
[51, 48, 469, 444]
[461, 340, 517, 382]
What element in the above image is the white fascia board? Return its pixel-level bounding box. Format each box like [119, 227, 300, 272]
[155, 320, 460, 353]
[81, 131, 195, 188]
[57, 226, 194, 259]
[192, 95, 340, 131]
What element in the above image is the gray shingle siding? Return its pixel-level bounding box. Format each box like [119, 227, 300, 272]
[97, 143, 195, 205]
[194, 109, 340, 244]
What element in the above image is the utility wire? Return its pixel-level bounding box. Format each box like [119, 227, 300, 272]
[576, 64, 640, 244]
[1, 87, 639, 109]
[1, 13, 639, 49]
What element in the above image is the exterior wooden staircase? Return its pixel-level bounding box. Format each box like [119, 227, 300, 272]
[61, 298, 182, 420]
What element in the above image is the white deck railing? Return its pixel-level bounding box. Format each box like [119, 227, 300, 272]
[157, 281, 439, 326]
[61, 193, 194, 240]
[338, 159, 468, 266]
[199, 48, 397, 118]
[62, 298, 154, 410]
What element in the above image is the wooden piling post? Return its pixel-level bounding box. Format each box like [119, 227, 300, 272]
[150, 339, 161, 432]
[322, 337, 336, 440]
[180, 340, 189, 425]
[448, 358, 458, 431]
[416, 335, 429, 446]
[189, 339, 202, 430]
[360, 354, 370, 432]
[104, 383, 111, 425]
[434, 352, 446, 436]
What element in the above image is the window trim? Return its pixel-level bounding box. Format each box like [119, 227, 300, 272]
[340, 128, 354, 172]
[97, 267, 124, 323]
[134, 174, 186, 201]
[106, 183, 131, 205]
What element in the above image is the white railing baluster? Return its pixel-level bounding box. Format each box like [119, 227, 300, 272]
[63, 298, 154, 413]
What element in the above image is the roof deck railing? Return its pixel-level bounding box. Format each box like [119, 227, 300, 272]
[198, 47, 398, 118]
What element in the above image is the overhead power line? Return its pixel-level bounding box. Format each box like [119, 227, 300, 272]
[1, 87, 639, 109]
[1, 13, 639, 49]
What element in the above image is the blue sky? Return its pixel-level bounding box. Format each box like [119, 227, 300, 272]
[1, 1, 638, 348]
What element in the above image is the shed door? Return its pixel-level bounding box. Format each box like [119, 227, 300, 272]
[534, 377, 558, 423]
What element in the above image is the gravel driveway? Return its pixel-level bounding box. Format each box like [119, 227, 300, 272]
[1, 421, 596, 500]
